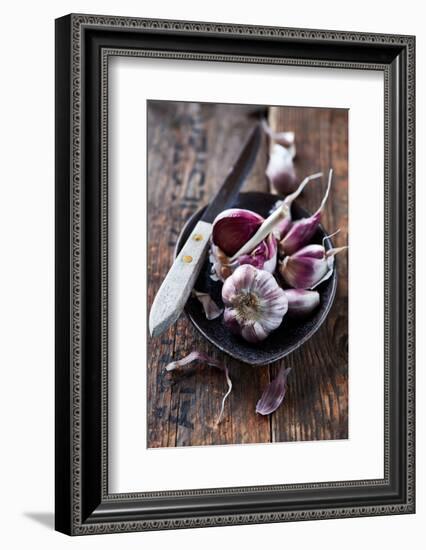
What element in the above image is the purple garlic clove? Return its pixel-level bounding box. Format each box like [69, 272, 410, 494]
[280, 243, 347, 290]
[274, 216, 292, 241]
[279, 210, 321, 257]
[283, 289, 320, 316]
[269, 172, 322, 241]
[279, 169, 333, 256]
[212, 208, 263, 257]
[266, 144, 298, 195]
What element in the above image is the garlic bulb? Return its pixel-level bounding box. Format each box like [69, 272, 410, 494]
[210, 209, 277, 282]
[222, 264, 288, 343]
[279, 169, 333, 256]
[280, 243, 347, 289]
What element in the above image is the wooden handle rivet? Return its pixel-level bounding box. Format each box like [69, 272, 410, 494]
[193, 233, 203, 241]
[182, 255, 193, 263]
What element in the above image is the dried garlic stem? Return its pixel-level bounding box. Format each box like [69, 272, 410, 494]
[314, 168, 333, 216]
[217, 370, 233, 425]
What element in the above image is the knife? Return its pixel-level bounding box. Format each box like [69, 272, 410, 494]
[149, 124, 261, 337]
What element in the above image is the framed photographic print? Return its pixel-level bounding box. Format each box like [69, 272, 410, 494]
[55, 14, 415, 535]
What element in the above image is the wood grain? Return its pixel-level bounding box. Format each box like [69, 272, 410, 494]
[147, 101, 348, 448]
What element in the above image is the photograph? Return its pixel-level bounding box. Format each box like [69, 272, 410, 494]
[147, 100, 349, 448]
[52, 11, 415, 537]
[0, 0, 420, 546]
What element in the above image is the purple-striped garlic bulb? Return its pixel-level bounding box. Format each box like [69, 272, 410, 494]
[222, 264, 288, 343]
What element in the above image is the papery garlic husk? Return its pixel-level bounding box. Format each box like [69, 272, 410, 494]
[279, 169, 333, 256]
[266, 144, 297, 195]
[256, 366, 292, 415]
[283, 289, 320, 316]
[280, 243, 347, 290]
[209, 243, 238, 282]
[192, 290, 223, 320]
[165, 351, 232, 424]
[222, 264, 288, 343]
[210, 209, 277, 282]
[236, 233, 277, 271]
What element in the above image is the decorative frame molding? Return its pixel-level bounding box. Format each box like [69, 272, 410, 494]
[55, 13, 415, 535]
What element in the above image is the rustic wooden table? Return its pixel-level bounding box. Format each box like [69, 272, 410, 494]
[147, 101, 348, 448]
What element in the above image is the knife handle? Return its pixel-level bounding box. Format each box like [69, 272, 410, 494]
[149, 220, 213, 337]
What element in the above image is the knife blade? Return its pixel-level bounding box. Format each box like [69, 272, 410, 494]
[149, 124, 261, 337]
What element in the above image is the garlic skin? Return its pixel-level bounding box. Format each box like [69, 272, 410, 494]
[283, 289, 320, 316]
[192, 290, 223, 320]
[209, 243, 238, 282]
[236, 233, 277, 271]
[256, 366, 292, 415]
[280, 244, 346, 290]
[266, 144, 298, 195]
[210, 236, 277, 282]
[222, 265, 288, 343]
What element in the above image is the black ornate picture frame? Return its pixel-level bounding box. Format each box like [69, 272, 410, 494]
[55, 14, 415, 535]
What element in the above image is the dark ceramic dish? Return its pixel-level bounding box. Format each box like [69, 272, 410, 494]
[175, 192, 337, 366]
